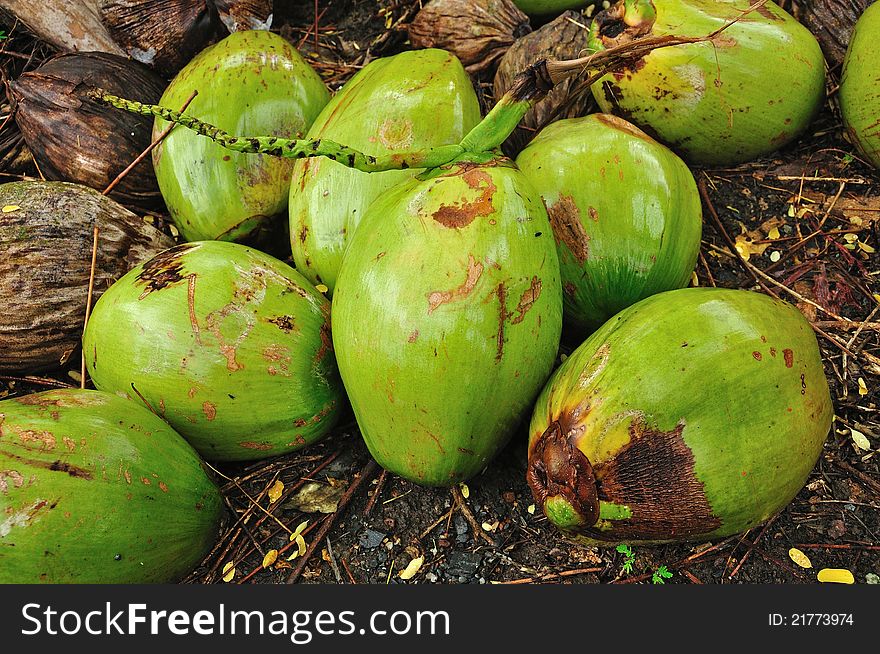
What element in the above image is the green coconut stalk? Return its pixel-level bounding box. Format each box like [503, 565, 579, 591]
[527, 288, 832, 544]
[289, 49, 481, 293]
[587, 0, 826, 165]
[151, 29, 330, 242]
[0, 389, 224, 583]
[99, 91, 466, 173]
[83, 241, 343, 462]
[839, 2, 880, 169]
[516, 113, 702, 332]
[332, 158, 563, 486]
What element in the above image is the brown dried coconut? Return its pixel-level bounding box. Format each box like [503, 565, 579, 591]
[408, 0, 532, 74]
[494, 10, 596, 157]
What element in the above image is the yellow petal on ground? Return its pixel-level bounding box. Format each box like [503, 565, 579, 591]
[296, 534, 307, 557]
[767, 227, 780, 240]
[527, 504, 536, 515]
[851, 428, 871, 451]
[817, 568, 855, 584]
[788, 547, 812, 569]
[459, 482, 469, 499]
[290, 520, 309, 541]
[315, 284, 329, 293]
[858, 241, 876, 253]
[268, 480, 284, 504]
[398, 556, 424, 580]
[262, 549, 278, 569]
[769, 251, 781, 263]
[286, 550, 300, 562]
[2, 205, 20, 213]
[691, 271, 699, 287]
[857, 378, 869, 396]
[222, 561, 236, 582]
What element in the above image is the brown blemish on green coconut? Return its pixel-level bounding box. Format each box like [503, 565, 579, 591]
[202, 401, 217, 421]
[0, 469, 25, 494]
[547, 195, 589, 264]
[510, 277, 542, 325]
[239, 441, 274, 451]
[427, 255, 484, 314]
[0, 447, 92, 480]
[136, 244, 197, 299]
[431, 168, 497, 229]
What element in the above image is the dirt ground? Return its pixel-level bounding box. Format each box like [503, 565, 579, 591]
[1, 0, 878, 585]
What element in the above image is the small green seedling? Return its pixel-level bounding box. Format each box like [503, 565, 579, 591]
[652, 565, 673, 584]
[616, 544, 635, 575]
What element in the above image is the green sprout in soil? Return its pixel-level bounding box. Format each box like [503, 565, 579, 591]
[616, 544, 635, 575]
[652, 565, 673, 584]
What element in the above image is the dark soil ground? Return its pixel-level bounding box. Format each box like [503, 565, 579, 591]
[1, 0, 878, 585]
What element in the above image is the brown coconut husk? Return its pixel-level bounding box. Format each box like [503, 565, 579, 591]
[214, 0, 273, 32]
[408, 0, 532, 74]
[494, 9, 596, 156]
[0, 181, 175, 374]
[800, 0, 873, 69]
[97, 0, 222, 77]
[11, 52, 166, 210]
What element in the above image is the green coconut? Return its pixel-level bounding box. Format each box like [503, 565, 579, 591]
[332, 157, 563, 486]
[83, 240, 343, 462]
[588, 0, 825, 165]
[153, 29, 329, 242]
[527, 287, 832, 545]
[839, 2, 880, 169]
[516, 113, 701, 332]
[0, 389, 223, 583]
[289, 48, 481, 294]
[513, 1, 591, 15]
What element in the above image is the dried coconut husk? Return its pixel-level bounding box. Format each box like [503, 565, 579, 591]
[214, 0, 273, 32]
[0, 181, 175, 374]
[800, 0, 873, 69]
[408, 0, 532, 74]
[0, 0, 124, 55]
[98, 0, 221, 77]
[11, 52, 166, 210]
[494, 10, 595, 156]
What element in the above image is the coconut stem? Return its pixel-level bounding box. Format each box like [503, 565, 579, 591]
[92, 90, 464, 172]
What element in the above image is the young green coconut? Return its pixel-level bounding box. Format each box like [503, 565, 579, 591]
[289, 49, 481, 294]
[0, 389, 224, 583]
[527, 288, 833, 545]
[516, 113, 701, 332]
[83, 241, 343, 462]
[153, 29, 329, 242]
[588, 0, 826, 165]
[839, 2, 880, 170]
[332, 158, 563, 485]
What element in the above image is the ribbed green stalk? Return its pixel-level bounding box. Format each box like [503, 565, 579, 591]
[96, 92, 464, 172]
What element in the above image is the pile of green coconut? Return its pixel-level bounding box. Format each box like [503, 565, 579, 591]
[1, 0, 878, 583]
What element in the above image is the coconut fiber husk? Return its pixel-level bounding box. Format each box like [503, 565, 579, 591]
[11, 52, 167, 210]
[800, 0, 873, 68]
[408, 0, 532, 74]
[0, 181, 175, 373]
[494, 10, 595, 156]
